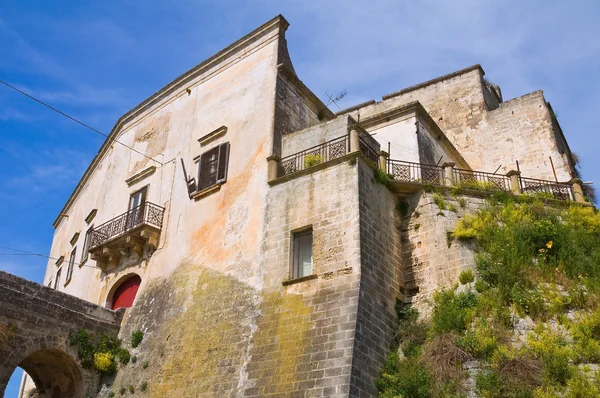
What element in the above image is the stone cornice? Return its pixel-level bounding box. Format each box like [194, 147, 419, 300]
[53, 15, 290, 228]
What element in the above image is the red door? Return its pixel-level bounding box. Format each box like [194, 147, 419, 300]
[111, 275, 141, 310]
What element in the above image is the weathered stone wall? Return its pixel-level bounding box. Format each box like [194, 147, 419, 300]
[248, 157, 362, 397]
[350, 160, 404, 397]
[273, 73, 323, 155]
[477, 91, 573, 180]
[401, 192, 487, 315]
[281, 116, 350, 157]
[343, 65, 575, 180]
[0, 271, 122, 397]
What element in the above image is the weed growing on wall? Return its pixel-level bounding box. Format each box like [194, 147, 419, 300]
[68, 329, 132, 375]
[379, 197, 600, 397]
[303, 153, 322, 168]
[131, 330, 144, 348]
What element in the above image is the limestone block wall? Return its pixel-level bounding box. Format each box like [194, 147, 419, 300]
[343, 65, 575, 180]
[478, 91, 573, 180]
[250, 158, 362, 397]
[350, 160, 404, 397]
[401, 192, 487, 315]
[281, 116, 351, 157]
[0, 271, 122, 397]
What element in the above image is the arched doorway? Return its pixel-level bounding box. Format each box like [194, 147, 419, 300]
[17, 349, 83, 398]
[110, 274, 141, 310]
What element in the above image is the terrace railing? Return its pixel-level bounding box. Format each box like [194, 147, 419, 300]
[271, 133, 584, 203]
[90, 202, 165, 250]
[387, 159, 444, 186]
[453, 168, 511, 192]
[358, 136, 379, 164]
[279, 134, 350, 177]
[519, 177, 573, 201]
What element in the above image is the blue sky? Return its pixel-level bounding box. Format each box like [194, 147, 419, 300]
[1, 1, 599, 395]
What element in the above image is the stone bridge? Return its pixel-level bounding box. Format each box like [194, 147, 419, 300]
[0, 271, 122, 398]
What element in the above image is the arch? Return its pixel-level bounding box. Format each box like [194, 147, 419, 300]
[107, 274, 142, 310]
[18, 349, 83, 398]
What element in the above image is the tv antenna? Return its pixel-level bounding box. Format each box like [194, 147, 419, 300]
[325, 90, 347, 110]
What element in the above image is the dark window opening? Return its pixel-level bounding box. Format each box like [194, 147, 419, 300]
[54, 268, 62, 289]
[81, 226, 93, 262]
[292, 229, 313, 279]
[198, 142, 229, 191]
[65, 247, 76, 284]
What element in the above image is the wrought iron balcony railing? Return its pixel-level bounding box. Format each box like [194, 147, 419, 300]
[387, 159, 445, 186]
[89, 202, 165, 250]
[279, 134, 350, 177]
[519, 177, 573, 201]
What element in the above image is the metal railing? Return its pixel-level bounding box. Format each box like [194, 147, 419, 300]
[519, 177, 573, 200]
[387, 159, 444, 186]
[359, 136, 379, 164]
[279, 134, 350, 177]
[90, 202, 165, 249]
[453, 168, 511, 192]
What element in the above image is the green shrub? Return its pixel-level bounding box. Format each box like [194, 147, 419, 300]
[303, 153, 322, 168]
[374, 168, 392, 186]
[142, 361, 149, 369]
[116, 348, 131, 365]
[140, 381, 148, 392]
[377, 353, 433, 398]
[565, 371, 600, 397]
[432, 193, 448, 210]
[128, 385, 134, 394]
[431, 289, 477, 335]
[448, 203, 458, 212]
[459, 269, 475, 285]
[475, 279, 489, 293]
[69, 329, 128, 375]
[458, 197, 467, 208]
[527, 327, 573, 384]
[476, 369, 502, 397]
[131, 331, 144, 348]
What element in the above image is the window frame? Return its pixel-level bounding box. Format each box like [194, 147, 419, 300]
[291, 228, 314, 279]
[65, 247, 76, 285]
[54, 268, 62, 289]
[197, 142, 230, 192]
[81, 226, 94, 264]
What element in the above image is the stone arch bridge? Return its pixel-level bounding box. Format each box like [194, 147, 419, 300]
[0, 271, 122, 398]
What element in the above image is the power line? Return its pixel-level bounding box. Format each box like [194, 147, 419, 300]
[0, 78, 163, 165]
[0, 244, 95, 269]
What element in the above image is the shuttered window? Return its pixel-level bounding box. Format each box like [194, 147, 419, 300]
[198, 142, 230, 191]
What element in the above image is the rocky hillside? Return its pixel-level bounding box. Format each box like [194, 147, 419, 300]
[378, 193, 600, 397]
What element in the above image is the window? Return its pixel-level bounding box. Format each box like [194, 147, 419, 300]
[47, 279, 53, 288]
[198, 142, 229, 191]
[54, 268, 62, 289]
[127, 187, 147, 229]
[81, 226, 94, 263]
[292, 229, 313, 279]
[129, 187, 147, 210]
[65, 247, 76, 285]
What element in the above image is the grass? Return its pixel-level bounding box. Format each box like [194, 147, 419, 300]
[379, 197, 600, 397]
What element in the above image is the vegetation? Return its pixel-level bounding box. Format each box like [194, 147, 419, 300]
[131, 330, 144, 348]
[459, 269, 475, 285]
[378, 197, 600, 397]
[68, 329, 132, 375]
[303, 153, 322, 168]
[374, 167, 395, 186]
[140, 381, 148, 392]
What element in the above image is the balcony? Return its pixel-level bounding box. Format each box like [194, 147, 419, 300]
[89, 202, 165, 270]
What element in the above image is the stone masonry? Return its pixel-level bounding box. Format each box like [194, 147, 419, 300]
[0, 271, 122, 397]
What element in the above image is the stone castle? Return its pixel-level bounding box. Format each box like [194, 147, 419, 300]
[0, 14, 588, 398]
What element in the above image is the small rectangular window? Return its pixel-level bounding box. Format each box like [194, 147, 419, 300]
[54, 268, 62, 289]
[65, 247, 76, 285]
[292, 229, 313, 279]
[81, 226, 93, 263]
[198, 142, 230, 191]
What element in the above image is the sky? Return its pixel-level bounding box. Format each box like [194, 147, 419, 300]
[1, 0, 599, 395]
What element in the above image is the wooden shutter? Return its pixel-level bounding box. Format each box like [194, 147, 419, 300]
[217, 142, 230, 183]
